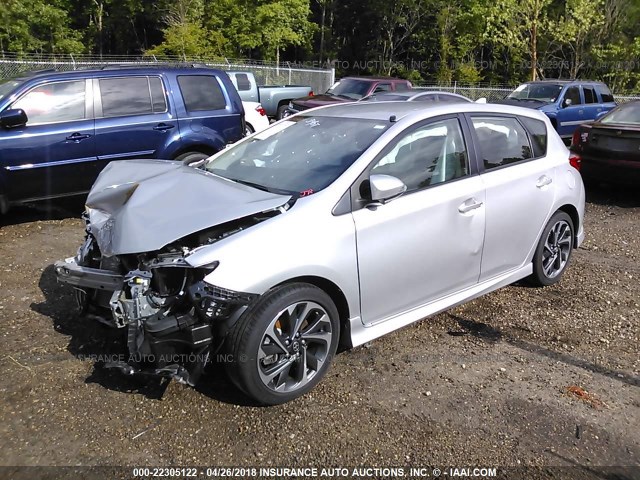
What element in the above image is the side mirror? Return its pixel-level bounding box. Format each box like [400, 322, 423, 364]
[563, 98, 572, 108]
[370, 174, 407, 202]
[0, 108, 28, 128]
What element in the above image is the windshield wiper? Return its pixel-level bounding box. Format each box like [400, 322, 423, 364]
[232, 179, 294, 196]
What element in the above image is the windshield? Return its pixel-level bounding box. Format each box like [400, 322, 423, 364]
[507, 83, 563, 102]
[205, 115, 390, 195]
[601, 103, 640, 125]
[0, 78, 24, 102]
[327, 79, 372, 100]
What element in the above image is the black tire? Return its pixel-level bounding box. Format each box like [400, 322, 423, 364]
[176, 151, 210, 166]
[225, 283, 340, 405]
[245, 123, 255, 136]
[276, 104, 289, 120]
[528, 211, 574, 287]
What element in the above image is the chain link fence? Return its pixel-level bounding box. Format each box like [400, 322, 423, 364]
[0, 53, 336, 95]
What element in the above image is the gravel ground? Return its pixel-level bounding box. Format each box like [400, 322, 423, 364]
[0, 187, 638, 478]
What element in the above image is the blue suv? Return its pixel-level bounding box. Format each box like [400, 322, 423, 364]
[0, 66, 244, 213]
[497, 80, 617, 141]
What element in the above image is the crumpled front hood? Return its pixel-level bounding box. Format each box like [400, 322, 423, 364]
[86, 159, 291, 256]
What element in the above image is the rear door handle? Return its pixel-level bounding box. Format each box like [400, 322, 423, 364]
[458, 198, 483, 214]
[153, 123, 175, 131]
[536, 175, 553, 188]
[66, 132, 91, 142]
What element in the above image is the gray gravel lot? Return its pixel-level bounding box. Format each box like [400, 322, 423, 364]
[0, 187, 638, 478]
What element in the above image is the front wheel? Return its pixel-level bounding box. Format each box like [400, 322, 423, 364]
[528, 211, 574, 287]
[225, 283, 340, 405]
[176, 151, 211, 166]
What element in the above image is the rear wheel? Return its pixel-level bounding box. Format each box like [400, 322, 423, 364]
[528, 211, 574, 287]
[245, 123, 255, 136]
[225, 283, 339, 405]
[277, 104, 289, 120]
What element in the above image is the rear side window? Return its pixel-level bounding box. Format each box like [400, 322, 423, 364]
[583, 86, 597, 104]
[99, 77, 166, 117]
[13, 80, 85, 124]
[598, 85, 614, 103]
[178, 75, 226, 112]
[235, 74, 251, 91]
[471, 116, 532, 170]
[519, 116, 547, 158]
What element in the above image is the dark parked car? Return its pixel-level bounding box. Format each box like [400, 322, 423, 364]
[0, 66, 244, 213]
[570, 100, 640, 185]
[360, 90, 473, 103]
[495, 80, 617, 141]
[285, 76, 412, 115]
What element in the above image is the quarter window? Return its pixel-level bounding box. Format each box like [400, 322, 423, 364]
[13, 80, 85, 124]
[178, 75, 226, 112]
[371, 118, 469, 192]
[598, 85, 614, 103]
[99, 77, 166, 117]
[519, 116, 547, 158]
[471, 116, 532, 170]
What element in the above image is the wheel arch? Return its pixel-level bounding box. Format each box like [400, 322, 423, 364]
[557, 203, 580, 247]
[274, 275, 351, 349]
[171, 144, 218, 160]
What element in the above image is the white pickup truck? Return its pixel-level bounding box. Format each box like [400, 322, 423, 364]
[227, 71, 313, 120]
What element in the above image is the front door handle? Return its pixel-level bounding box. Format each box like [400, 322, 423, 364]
[536, 175, 553, 188]
[458, 198, 483, 214]
[66, 132, 91, 142]
[153, 123, 175, 131]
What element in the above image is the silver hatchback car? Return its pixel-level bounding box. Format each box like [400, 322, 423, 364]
[55, 102, 585, 405]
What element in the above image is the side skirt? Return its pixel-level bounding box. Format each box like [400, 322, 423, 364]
[348, 264, 532, 348]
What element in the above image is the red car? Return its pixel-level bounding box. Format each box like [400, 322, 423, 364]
[570, 101, 640, 185]
[285, 76, 412, 115]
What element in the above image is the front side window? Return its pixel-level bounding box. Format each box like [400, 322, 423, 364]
[371, 118, 469, 192]
[563, 86, 582, 106]
[178, 75, 226, 112]
[205, 115, 390, 195]
[99, 77, 166, 117]
[471, 116, 532, 170]
[12, 80, 85, 124]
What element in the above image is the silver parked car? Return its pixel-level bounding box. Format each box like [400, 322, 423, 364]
[55, 102, 585, 405]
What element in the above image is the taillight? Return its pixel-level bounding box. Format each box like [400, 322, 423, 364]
[569, 153, 582, 171]
[309, 91, 314, 96]
[571, 128, 581, 146]
[256, 105, 266, 116]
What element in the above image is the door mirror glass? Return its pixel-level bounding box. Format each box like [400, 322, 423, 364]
[0, 108, 28, 128]
[370, 174, 407, 201]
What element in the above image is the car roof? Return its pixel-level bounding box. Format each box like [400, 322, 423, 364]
[340, 76, 409, 82]
[308, 101, 549, 122]
[374, 90, 470, 99]
[13, 66, 225, 82]
[523, 79, 605, 85]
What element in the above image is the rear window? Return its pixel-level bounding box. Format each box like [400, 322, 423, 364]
[178, 75, 227, 112]
[598, 85, 614, 103]
[519, 116, 547, 157]
[99, 76, 167, 117]
[583, 86, 597, 104]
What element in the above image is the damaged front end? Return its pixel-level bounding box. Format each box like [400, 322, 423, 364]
[54, 214, 266, 386]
